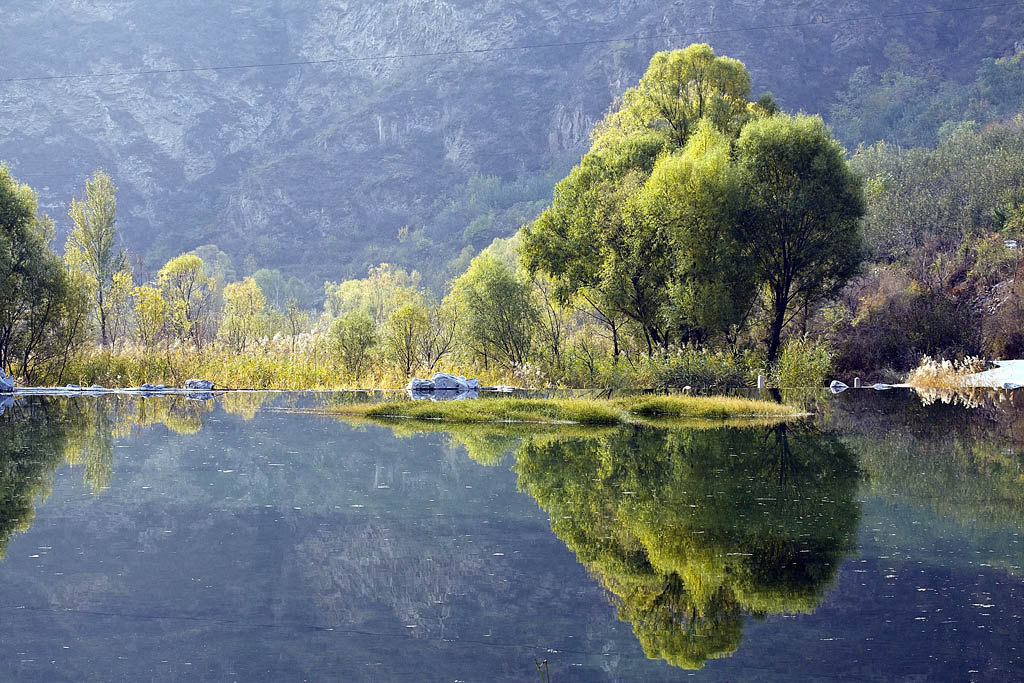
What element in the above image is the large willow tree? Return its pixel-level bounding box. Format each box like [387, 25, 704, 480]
[522, 44, 864, 363]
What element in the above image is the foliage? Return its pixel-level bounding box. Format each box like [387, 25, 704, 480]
[513, 424, 860, 669]
[65, 170, 128, 348]
[0, 166, 89, 382]
[158, 253, 215, 348]
[218, 277, 270, 353]
[131, 285, 168, 349]
[771, 337, 832, 389]
[450, 252, 539, 369]
[329, 311, 377, 382]
[734, 113, 865, 363]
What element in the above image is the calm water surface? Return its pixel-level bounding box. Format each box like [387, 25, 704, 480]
[0, 390, 1021, 681]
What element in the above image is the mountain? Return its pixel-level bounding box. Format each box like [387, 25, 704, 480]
[2, 1, 1022, 293]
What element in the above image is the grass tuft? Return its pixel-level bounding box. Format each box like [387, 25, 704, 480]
[333, 395, 800, 426]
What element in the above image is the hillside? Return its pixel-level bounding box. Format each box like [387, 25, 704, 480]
[2, 1, 1022, 292]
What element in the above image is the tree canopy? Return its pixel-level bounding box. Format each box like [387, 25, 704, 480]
[523, 46, 864, 363]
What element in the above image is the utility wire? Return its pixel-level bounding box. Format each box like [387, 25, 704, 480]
[0, 2, 1016, 84]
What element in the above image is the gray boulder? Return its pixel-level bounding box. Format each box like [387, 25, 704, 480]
[184, 379, 215, 391]
[0, 369, 12, 393]
[431, 372, 468, 391]
[829, 380, 848, 393]
[139, 383, 167, 391]
[407, 377, 434, 391]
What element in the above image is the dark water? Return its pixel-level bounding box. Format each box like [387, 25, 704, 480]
[0, 390, 1021, 681]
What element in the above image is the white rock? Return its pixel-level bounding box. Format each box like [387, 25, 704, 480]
[407, 377, 434, 391]
[184, 379, 215, 390]
[0, 369, 12, 393]
[431, 372, 467, 391]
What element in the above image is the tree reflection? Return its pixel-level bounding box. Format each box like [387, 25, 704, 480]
[0, 395, 219, 557]
[514, 424, 861, 669]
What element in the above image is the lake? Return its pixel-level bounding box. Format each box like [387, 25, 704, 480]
[0, 390, 1021, 681]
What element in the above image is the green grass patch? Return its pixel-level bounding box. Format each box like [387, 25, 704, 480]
[330, 394, 800, 426]
[619, 395, 803, 420]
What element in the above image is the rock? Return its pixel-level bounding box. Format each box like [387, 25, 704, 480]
[140, 383, 167, 391]
[407, 377, 434, 391]
[0, 369, 12, 393]
[0, 396, 13, 415]
[409, 387, 478, 402]
[184, 379, 215, 391]
[829, 380, 848, 393]
[66, 384, 83, 391]
[408, 374, 482, 392]
[871, 383, 893, 390]
[431, 372, 468, 391]
[1004, 382, 1023, 390]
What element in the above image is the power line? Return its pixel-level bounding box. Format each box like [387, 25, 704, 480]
[0, 2, 1016, 85]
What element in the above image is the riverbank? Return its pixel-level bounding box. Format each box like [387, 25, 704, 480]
[326, 395, 802, 426]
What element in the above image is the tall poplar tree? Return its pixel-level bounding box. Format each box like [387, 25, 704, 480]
[66, 170, 128, 348]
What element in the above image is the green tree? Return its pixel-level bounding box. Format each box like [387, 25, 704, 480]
[523, 46, 767, 356]
[521, 133, 672, 355]
[734, 114, 865, 364]
[132, 285, 167, 349]
[329, 310, 377, 382]
[0, 166, 88, 382]
[381, 298, 430, 377]
[158, 253, 215, 348]
[451, 252, 538, 369]
[219, 277, 270, 353]
[637, 120, 754, 344]
[597, 44, 752, 148]
[65, 170, 128, 348]
[324, 263, 422, 324]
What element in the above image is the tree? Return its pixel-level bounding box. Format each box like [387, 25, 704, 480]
[637, 119, 754, 344]
[522, 45, 769, 356]
[381, 298, 430, 377]
[419, 297, 458, 372]
[329, 310, 377, 382]
[734, 114, 866, 364]
[283, 298, 309, 355]
[219, 277, 269, 353]
[0, 166, 88, 382]
[132, 285, 167, 349]
[323, 263, 421, 324]
[451, 252, 538, 369]
[65, 170, 128, 348]
[598, 44, 752, 149]
[521, 133, 672, 355]
[158, 254, 215, 348]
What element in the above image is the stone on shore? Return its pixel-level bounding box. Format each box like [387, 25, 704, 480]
[184, 379, 215, 391]
[406, 373, 480, 392]
[0, 369, 13, 393]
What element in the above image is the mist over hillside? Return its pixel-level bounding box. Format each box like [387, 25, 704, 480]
[2, 1, 1021, 293]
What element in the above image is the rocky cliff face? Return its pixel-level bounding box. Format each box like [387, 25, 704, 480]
[1, 1, 1021, 290]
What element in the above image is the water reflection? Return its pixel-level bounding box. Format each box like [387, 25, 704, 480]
[3, 392, 1021, 679]
[513, 424, 861, 669]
